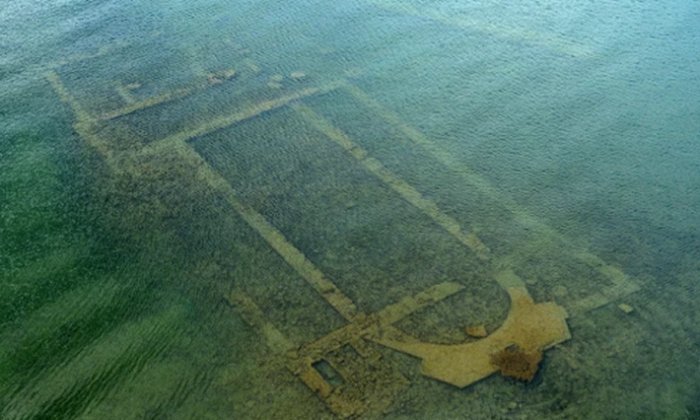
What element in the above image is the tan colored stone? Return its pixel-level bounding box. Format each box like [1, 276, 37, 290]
[618, 303, 634, 314]
[465, 325, 488, 338]
[290, 71, 306, 80]
[220, 68, 237, 79]
[373, 285, 571, 388]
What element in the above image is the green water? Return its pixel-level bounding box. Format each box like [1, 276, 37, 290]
[2, 0, 699, 418]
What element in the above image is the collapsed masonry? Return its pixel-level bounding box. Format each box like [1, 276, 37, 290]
[228, 270, 571, 418]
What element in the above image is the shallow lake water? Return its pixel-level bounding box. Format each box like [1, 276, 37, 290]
[1, 1, 699, 418]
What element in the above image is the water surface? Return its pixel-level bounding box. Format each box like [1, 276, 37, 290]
[1, 1, 699, 418]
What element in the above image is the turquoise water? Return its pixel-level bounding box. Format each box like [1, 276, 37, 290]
[1, 1, 699, 418]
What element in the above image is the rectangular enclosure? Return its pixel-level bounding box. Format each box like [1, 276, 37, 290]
[44, 37, 639, 416]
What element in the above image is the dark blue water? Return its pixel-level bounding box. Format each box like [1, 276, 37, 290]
[2, 1, 699, 418]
